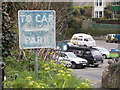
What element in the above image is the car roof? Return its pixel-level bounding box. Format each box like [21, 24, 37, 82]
[72, 33, 91, 37]
[68, 45, 98, 51]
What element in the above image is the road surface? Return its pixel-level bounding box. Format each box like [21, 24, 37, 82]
[72, 40, 119, 88]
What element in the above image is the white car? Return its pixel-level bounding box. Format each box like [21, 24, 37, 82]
[70, 33, 96, 47]
[58, 52, 88, 69]
[93, 47, 110, 59]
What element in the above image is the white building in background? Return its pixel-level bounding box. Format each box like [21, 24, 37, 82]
[73, 0, 106, 18]
[73, 0, 120, 19]
[94, 0, 106, 18]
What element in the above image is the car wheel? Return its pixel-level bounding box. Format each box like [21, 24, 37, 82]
[103, 54, 107, 59]
[77, 65, 82, 69]
[71, 62, 77, 69]
[84, 45, 87, 47]
[94, 64, 99, 67]
[106, 40, 108, 42]
[82, 66, 86, 68]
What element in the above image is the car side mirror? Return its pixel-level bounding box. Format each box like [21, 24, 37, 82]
[65, 56, 68, 58]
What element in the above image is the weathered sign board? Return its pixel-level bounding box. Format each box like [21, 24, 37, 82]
[18, 10, 56, 49]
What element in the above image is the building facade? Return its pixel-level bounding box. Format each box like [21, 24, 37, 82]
[93, 0, 106, 18]
[111, 0, 120, 18]
[73, 0, 120, 18]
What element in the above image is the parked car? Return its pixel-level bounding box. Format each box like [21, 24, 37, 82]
[70, 33, 96, 47]
[56, 59, 72, 68]
[57, 52, 88, 69]
[66, 46, 103, 67]
[106, 34, 116, 43]
[109, 48, 120, 58]
[93, 46, 110, 59]
[114, 34, 120, 43]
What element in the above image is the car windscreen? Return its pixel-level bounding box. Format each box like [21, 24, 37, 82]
[100, 48, 108, 52]
[91, 50, 102, 57]
[66, 52, 77, 58]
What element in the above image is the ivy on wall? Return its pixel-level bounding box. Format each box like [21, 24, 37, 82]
[2, 3, 15, 58]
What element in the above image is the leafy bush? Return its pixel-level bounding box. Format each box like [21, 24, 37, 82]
[4, 52, 93, 88]
[92, 18, 120, 24]
[64, 27, 120, 40]
[116, 15, 120, 20]
[78, 28, 120, 36]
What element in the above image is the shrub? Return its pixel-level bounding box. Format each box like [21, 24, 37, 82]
[4, 54, 93, 88]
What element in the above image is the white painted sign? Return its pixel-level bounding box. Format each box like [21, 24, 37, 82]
[18, 10, 56, 49]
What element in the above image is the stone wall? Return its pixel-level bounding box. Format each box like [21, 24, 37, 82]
[102, 59, 120, 88]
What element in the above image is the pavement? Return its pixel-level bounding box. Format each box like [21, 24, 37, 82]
[72, 40, 119, 88]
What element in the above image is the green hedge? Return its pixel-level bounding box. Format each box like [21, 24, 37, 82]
[89, 23, 120, 29]
[92, 18, 120, 24]
[64, 28, 120, 40]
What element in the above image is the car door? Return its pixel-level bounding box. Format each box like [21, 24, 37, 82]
[59, 53, 68, 61]
[83, 50, 93, 64]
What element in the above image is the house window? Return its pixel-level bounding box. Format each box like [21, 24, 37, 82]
[117, 1, 120, 5]
[95, 0, 99, 6]
[99, 11, 102, 17]
[99, 0, 102, 6]
[95, 11, 98, 18]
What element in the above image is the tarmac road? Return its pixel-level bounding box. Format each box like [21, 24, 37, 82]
[72, 40, 119, 88]
[95, 40, 119, 51]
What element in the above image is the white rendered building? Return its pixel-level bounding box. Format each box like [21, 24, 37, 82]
[93, 0, 108, 18]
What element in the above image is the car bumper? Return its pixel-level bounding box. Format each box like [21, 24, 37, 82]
[94, 60, 102, 65]
[76, 63, 87, 67]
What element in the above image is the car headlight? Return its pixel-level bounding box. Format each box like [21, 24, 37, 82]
[79, 61, 82, 63]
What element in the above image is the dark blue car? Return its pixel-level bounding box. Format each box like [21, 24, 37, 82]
[114, 34, 120, 43]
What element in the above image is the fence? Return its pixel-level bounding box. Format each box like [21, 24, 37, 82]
[89, 22, 120, 29]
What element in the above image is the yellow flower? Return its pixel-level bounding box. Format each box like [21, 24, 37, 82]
[52, 63, 57, 67]
[35, 83, 40, 88]
[52, 68, 57, 71]
[39, 83, 45, 86]
[26, 76, 32, 80]
[56, 73, 61, 77]
[28, 81, 34, 86]
[85, 79, 91, 83]
[45, 67, 50, 71]
[66, 74, 71, 77]
[47, 52, 50, 55]
[42, 64, 49, 67]
[67, 69, 73, 72]
[36, 85, 40, 88]
[58, 70, 64, 73]
[65, 71, 70, 74]
[53, 53, 56, 55]
[81, 82, 89, 87]
[50, 60, 55, 63]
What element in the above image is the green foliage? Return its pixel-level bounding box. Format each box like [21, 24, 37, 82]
[79, 28, 119, 36]
[108, 60, 120, 75]
[4, 53, 93, 88]
[65, 5, 93, 40]
[104, 5, 113, 19]
[2, 2, 74, 51]
[73, 5, 92, 19]
[65, 28, 120, 39]
[116, 15, 120, 20]
[83, 5, 93, 9]
[2, 3, 15, 58]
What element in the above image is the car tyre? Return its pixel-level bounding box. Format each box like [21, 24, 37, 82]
[103, 54, 107, 59]
[106, 40, 108, 43]
[94, 64, 99, 67]
[77, 65, 82, 69]
[71, 62, 76, 69]
[82, 66, 86, 68]
[84, 45, 87, 47]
